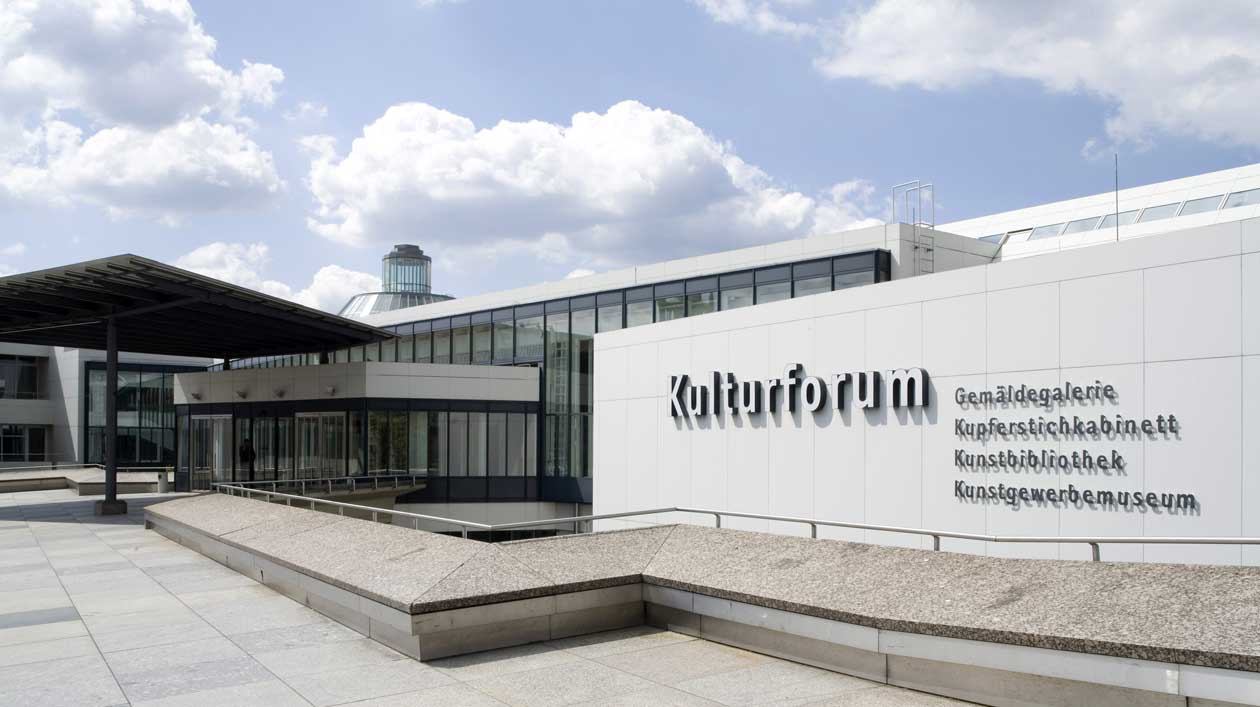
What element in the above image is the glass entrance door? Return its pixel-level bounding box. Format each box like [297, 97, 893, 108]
[189, 415, 231, 490]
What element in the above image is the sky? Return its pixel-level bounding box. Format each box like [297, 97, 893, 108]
[3, 0, 1259, 311]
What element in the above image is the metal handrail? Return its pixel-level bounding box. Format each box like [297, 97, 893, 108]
[223, 473, 424, 496]
[214, 483, 489, 538]
[0, 463, 102, 473]
[210, 485, 1260, 561]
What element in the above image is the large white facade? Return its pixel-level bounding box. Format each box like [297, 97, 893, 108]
[592, 218, 1260, 566]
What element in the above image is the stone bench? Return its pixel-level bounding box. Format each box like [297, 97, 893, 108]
[145, 494, 1260, 707]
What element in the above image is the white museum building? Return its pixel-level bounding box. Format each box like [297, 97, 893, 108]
[4, 163, 1260, 566]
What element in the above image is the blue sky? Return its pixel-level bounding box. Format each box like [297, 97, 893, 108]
[3, 0, 1258, 310]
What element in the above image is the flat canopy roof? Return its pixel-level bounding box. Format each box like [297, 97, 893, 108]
[0, 254, 391, 358]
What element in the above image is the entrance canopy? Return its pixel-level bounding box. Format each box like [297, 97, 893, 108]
[0, 254, 390, 358]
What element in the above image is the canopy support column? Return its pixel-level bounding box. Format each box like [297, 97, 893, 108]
[95, 315, 127, 516]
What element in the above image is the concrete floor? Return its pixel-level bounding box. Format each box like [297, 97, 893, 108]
[0, 489, 969, 706]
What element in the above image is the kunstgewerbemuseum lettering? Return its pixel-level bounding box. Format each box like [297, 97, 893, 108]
[667, 365, 928, 419]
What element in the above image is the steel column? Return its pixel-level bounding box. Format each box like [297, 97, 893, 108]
[95, 315, 127, 515]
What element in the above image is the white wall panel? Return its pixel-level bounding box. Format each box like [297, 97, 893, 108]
[594, 224, 1257, 565]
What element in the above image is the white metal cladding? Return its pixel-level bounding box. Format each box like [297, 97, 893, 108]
[590, 217, 1260, 566]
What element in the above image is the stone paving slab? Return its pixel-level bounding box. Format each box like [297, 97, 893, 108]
[3, 489, 929, 707]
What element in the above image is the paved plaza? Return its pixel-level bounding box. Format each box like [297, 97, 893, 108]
[0, 490, 967, 706]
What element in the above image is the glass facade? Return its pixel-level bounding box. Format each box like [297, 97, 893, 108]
[86, 364, 192, 467]
[216, 249, 891, 494]
[177, 402, 538, 494]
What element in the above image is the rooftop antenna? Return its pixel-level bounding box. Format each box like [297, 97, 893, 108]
[1114, 153, 1120, 243]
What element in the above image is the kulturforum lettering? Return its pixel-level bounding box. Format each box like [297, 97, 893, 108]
[668, 366, 928, 419]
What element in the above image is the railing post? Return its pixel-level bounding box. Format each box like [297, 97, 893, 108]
[713, 513, 721, 529]
[301, 481, 306, 496]
[328, 479, 333, 494]
[372, 511, 378, 523]
[339, 507, 344, 516]
[461, 525, 468, 540]
[932, 535, 941, 551]
[1090, 542, 1101, 562]
[809, 522, 817, 539]
[310, 499, 315, 510]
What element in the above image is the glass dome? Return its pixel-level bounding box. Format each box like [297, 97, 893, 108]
[337, 244, 453, 320]
[382, 244, 432, 294]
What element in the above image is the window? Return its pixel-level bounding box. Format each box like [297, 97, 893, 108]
[451, 325, 471, 364]
[468, 412, 487, 476]
[449, 411, 468, 476]
[979, 234, 1004, 244]
[364, 342, 380, 362]
[597, 292, 623, 332]
[719, 271, 754, 311]
[545, 311, 570, 415]
[793, 260, 831, 297]
[626, 287, 653, 327]
[755, 266, 791, 304]
[597, 304, 622, 332]
[514, 307, 544, 359]
[1179, 194, 1223, 216]
[472, 323, 492, 364]
[834, 269, 874, 290]
[397, 333, 414, 363]
[1138, 203, 1180, 222]
[507, 413, 526, 477]
[1061, 217, 1101, 235]
[349, 346, 364, 363]
[654, 282, 685, 322]
[379, 338, 396, 362]
[0, 425, 48, 462]
[117, 372, 140, 427]
[487, 413, 507, 476]
[0, 356, 43, 399]
[685, 278, 718, 316]
[388, 412, 407, 472]
[1029, 223, 1065, 240]
[432, 328, 451, 364]
[571, 308, 594, 415]
[415, 329, 432, 363]
[1224, 187, 1260, 209]
[493, 310, 514, 361]
[1098, 210, 1139, 229]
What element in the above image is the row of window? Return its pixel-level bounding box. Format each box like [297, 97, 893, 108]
[223, 251, 889, 371]
[179, 410, 538, 483]
[981, 186, 1260, 244]
[87, 370, 176, 429]
[0, 355, 45, 400]
[0, 424, 48, 463]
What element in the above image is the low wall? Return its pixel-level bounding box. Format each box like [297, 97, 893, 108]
[145, 494, 1260, 707]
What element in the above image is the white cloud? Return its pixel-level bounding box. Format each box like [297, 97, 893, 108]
[699, 0, 1260, 149]
[564, 268, 596, 279]
[175, 241, 380, 313]
[304, 100, 879, 274]
[0, 242, 26, 257]
[689, 0, 816, 38]
[284, 101, 328, 123]
[0, 0, 284, 219]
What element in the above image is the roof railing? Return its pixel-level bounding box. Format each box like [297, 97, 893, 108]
[210, 484, 1260, 561]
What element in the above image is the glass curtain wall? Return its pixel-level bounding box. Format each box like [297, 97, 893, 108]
[87, 368, 178, 466]
[544, 307, 570, 475]
[215, 249, 888, 485]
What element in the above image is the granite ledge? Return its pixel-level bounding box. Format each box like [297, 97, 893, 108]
[145, 494, 1260, 674]
[641, 575, 1260, 673]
